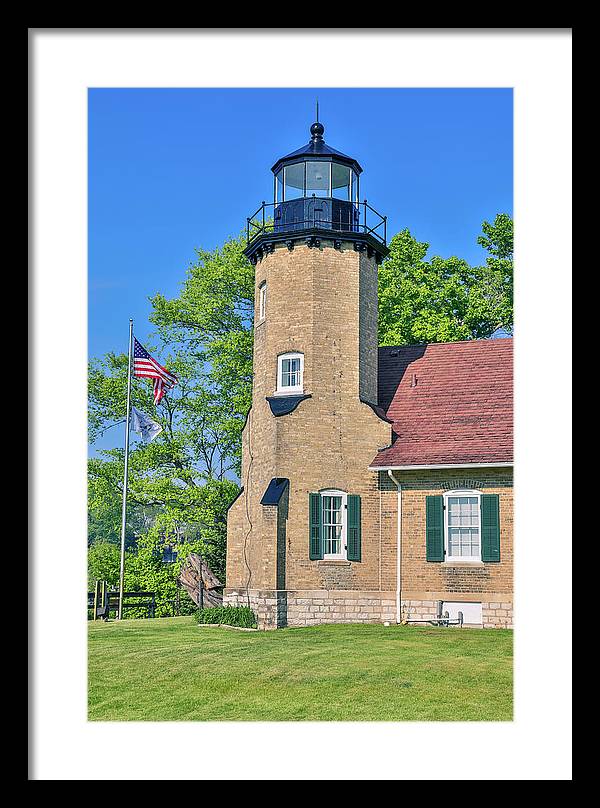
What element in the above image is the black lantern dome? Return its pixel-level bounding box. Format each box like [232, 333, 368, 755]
[244, 120, 388, 264]
[271, 121, 362, 211]
[271, 120, 362, 179]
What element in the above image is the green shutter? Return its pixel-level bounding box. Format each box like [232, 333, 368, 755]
[481, 494, 501, 562]
[347, 494, 361, 562]
[309, 493, 323, 560]
[426, 495, 444, 562]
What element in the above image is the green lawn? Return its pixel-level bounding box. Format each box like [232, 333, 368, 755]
[88, 617, 513, 721]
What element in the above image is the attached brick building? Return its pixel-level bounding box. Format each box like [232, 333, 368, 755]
[225, 121, 513, 629]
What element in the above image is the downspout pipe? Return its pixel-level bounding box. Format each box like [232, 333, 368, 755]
[387, 469, 402, 624]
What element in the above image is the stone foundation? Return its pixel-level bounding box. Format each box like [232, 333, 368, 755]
[222, 589, 287, 630]
[482, 602, 513, 629]
[224, 589, 513, 630]
[224, 588, 397, 629]
[403, 598, 513, 629]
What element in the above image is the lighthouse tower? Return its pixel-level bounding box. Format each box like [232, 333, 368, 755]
[225, 120, 395, 629]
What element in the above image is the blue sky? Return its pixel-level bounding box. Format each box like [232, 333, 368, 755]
[89, 87, 512, 451]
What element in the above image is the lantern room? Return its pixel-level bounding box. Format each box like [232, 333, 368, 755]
[273, 122, 361, 204]
[244, 120, 388, 264]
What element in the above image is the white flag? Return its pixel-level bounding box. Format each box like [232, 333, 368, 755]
[131, 406, 162, 443]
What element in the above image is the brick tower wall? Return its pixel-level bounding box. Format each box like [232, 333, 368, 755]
[225, 240, 392, 626]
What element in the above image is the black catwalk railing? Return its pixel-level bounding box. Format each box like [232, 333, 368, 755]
[246, 199, 387, 247]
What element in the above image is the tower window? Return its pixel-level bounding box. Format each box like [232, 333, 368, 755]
[276, 352, 304, 395]
[258, 282, 267, 322]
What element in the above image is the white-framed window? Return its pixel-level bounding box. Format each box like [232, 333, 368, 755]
[321, 489, 347, 559]
[276, 352, 304, 395]
[258, 281, 267, 322]
[444, 490, 482, 563]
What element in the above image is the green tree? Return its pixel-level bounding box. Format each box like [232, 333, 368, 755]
[88, 541, 122, 588]
[88, 341, 240, 591]
[150, 234, 254, 475]
[88, 235, 252, 607]
[378, 214, 513, 345]
[475, 213, 514, 336]
[477, 212, 513, 260]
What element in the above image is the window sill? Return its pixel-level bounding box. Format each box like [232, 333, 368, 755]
[442, 560, 485, 567]
[271, 389, 304, 397]
[318, 559, 351, 567]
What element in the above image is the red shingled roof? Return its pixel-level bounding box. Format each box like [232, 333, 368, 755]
[370, 338, 513, 468]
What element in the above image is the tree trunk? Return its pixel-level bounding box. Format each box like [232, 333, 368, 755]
[178, 554, 223, 607]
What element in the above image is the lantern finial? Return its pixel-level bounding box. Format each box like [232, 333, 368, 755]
[310, 118, 324, 142]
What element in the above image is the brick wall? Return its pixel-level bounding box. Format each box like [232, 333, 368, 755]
[383, 469, 513, 628]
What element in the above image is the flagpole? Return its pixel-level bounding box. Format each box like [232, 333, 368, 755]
[118, 318, 134, 620]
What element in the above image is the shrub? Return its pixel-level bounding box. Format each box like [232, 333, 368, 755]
[197, 605, 257, 628]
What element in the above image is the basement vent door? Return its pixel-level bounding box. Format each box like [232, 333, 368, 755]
[442, 601, 482, 626]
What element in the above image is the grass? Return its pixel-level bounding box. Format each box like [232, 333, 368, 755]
[88, 617, 513, 721]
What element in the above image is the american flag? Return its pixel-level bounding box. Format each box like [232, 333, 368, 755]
[133, 338, 178, 406]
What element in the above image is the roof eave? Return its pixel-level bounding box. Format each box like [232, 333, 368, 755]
[271, 151, 362, 176]
[368, 461, 514, 472]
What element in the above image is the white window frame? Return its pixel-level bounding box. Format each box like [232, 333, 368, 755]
[275, 352, 304, 396]
[258, 281, 266, 322]
[321, 489, 347, 560]
[443, 489, 482, 563]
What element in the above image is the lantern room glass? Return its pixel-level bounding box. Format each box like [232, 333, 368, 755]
[305, 161, 330, 197]
[332, 163, 351, 201]
[276, 160, 359, 204]
[283, 163, 304, 200]
[274, 169, 283, 204]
